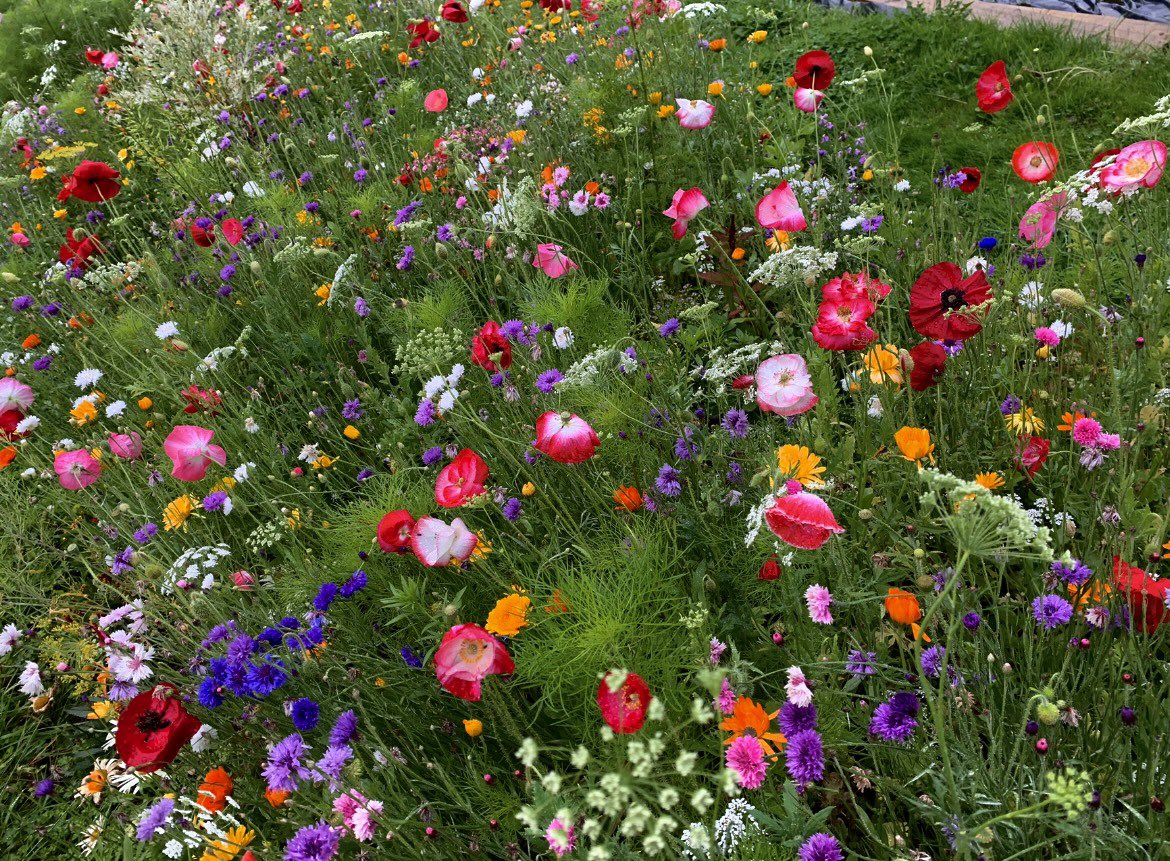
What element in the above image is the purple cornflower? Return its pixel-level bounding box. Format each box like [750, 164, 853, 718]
[400, 646, 423, 668]
[778, 702, 818, 735]
[415, 399, 436, 426]
[133, 523, 159, 544]
[798, 833, 844, 861]
[869, 692, 919, 742]
[342, 399, 364, 421]
[397, 246, 415, 270]
[655, 464, 681, 497]
[284, 821, 342, 861]
[536, 369, 563, 393]
[354, 296, 370, 317]
[393, 200, 423, 227]
[353, 168, 368, 183]
[33, 778, 55, 798]
[422, 446, 443, 466]
[341, 569, 368, 597]
[860, 215, 884, 233]
[1000, 395, 1021, 415]
[658, 317, 680, 338]
[962, 612, 982, 631]
[330, 710, 358, 747]
[202, 491, 228, 512]
[1032, 595, 1074, 630]
[436, 223, 454, 242]
[11, 296, 34, 312]
[499, 319, 525, 341]
[1052, 558, 1092, 586]
[219, 264, 236, 281]
[136, 797, 175, 841]
[502, 497, 522, 521]
[785, 729, 825, 786]
[291, 698, 320, 732]
[845, 650, 877, 676]
[313, 744, 353, 786]
[313, 583, 338, 613]
[264, 733, 311, 793]
[920, 645, 946, 679]
[674, 436, 696, 461]
[721, 408, 749, 438]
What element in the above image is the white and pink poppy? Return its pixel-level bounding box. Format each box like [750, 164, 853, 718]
[0, 378, 34, 414]
[755, 182, 807, 232]
[55, 449, 101, 490]
[1098, 140, 1166, 193]
[1018, 191, 1067, 250]
[411, 516, 478, 567]
[533, 243, 578, 279]
[435, 448, 489, 508]
[534, 411, 601, 464]
[1011, 142, 1059, 184]
[424, 88, 449, 113]
[675, 98, 716, 130]
[662, 187, 709, 240]
[163, 425, 227, 482]
[434, 623, 514, 701]
[107, 431, 144, 460]
[765, 481, 844, 550]
[755, 354, 818, 417]
[793, 87, 824, 114]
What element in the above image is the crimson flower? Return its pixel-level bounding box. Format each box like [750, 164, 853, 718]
[470, 321, 511, 371]
[407, 18, 441, 49]
[1113, 557, 1167, 635]
[377, 509, 416, 553]
[57, 161, 121, 203]
[975, 61, 1013, 113]
[59, 229, 104, 271]
[1014, 436, 1050, 479]
[440, 0, 469, 22]
[597, 671, 651, 734]
[793, 50, 835, 90]
[115, 684, 202, 773]
[908, 263, 992, 341]
[958, 167, 982, 193]
[906, 342, 947, 391]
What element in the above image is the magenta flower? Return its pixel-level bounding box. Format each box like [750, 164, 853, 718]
[163, 425, 226, 481]
[804, 584, 833, 624]
[726, 735, 768, 789]
[55, 449, 101, 489]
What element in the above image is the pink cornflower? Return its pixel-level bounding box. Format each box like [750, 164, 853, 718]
[785, 666, 813, 706]
[1072, 417, 1102, 447]
[717, 678, 737, 715]
[545, 817, 576, 857]
[726, 735, 768, 789]
[804, 583, 834, 624]
[1034, 327, 1061, 347]
[709, 637, 727, 665]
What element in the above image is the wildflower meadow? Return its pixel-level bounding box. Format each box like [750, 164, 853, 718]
[1, 0, 1169, 858]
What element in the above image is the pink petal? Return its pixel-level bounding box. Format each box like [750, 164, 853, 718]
[755, 182, 807, 232]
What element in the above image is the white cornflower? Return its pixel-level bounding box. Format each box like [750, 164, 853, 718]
[74, 368, 103, 389]
[154, 321, 179, 340]
[105, 400, 126, 418]
[554, 327, 574, 349]
[15, 415, 40, 434]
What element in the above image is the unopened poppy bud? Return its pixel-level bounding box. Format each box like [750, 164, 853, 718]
[1036, 701, 1060, 724]
[1103, 230, 1118, 245]
[0, 272, 18, 283]
[858, 508, 873, 521]
[864, 46, 873, 56]
[313, 247, 331, 257]
[435, 243, 448, 259]
[1036, 114, 1047, 126]
[1051, 288, 1086, 308]
[250, 260, 262, 274]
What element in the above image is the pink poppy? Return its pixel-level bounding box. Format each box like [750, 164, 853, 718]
[1011, 142, 1059, 184]
[411, 516, 478, 567]
[597, 671, 651, 734]
[675, 98, 716, 130]
[822, 271, 891, 303]
[424, 88, 449, 113]
[107, 431, 144, 460]
[55, 449, 101, 490]
[811, 296, 877, 351]
[793, 87, 824, 114]
[534, 411, 601, 464]
[1098, 140, 1166, 193]
[434, 623, 515, 701]
[755, 354, 818, 417]
[435, 448, 489, 508]
[975, 61, 1013, 113]
[533, 243, 578, 278]
[765, 481, 843, 550]
[163, 425, 227, 482]
[0, 377, 35, 414]
[221, 218, 245, 246]
[755, 182, 807, 232]
[1018, 191, 1066, 249]
[662, 187, 709, 240]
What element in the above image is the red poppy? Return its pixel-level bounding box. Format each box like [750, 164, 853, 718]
[1113, 557, 1167, 634]
[57, 161, 122, 203]
[1012, 142, 1060, 184]
[908, 263, 992, 341]
[470, 321, 512, 371]
[59, 229, 104, 271]
[407, 18, 441, 49]
[115, 683, 202, 773]
[597, 671, 651, 734]
[440, 0, 469, 22]
[181, 385, 221, 415]
[758, 556, 780, 581]
[1014, 435, 1050, 479]
[975, 61, 1013, 113]
[906, 341, 947, 391]
[84, 49, 106, 65]
[793, 50, 835, 90]
[435, 448, 489, 508]
[958, 167, 982, 193]
[377, 509, 416, 553]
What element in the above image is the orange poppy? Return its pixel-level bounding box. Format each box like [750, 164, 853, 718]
[719, 695, 786, 758]
[265, 787, 291, 807]
[197, 767, 234, 813]
[0, 447, 15, 469]
[613, 486, 643, 512]
[884, 587, 921, 625]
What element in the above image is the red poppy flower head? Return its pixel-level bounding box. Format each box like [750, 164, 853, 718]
[597, 671, 651, 733]
[377, 509, 416, 553]
[1112, 557, 1167, 634]
[1012, 142, 1060, 184]
[975, 61, 1013, 113]
[758, 556, 781, 581]
[1014, 435, 1050, 479]
[958, 167, 982, 194]
[470, 321, 512, 371]
[85, 49, 106, 65]
[407, 18, 441, 49]
[59, 229, 104, 271]
[793, 50, 835, 90]
[905, 341, 947, 391]
[908, 262, 993, 342]
[115, 683, 202, 773]
[57, 160, 121, 204]
[441, 0, 469, 22]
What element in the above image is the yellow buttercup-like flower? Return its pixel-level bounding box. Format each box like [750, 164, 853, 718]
[894, 427, 934, 466]
[776, 445, 826, 486]
[163, 495, 196, 531]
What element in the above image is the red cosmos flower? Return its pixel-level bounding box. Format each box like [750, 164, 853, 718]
[440, 0, 469, 22]
[908, 262, 993, 341]
[57, 161, 122, 203]
[407, 18, 441, 49]
[1014, 435, 1050, 478]
[597, 671, 651, 734]
[59, 229, 104, 271]
[758, 556, 781, 581]
[376, 509, 416, 553]
[435, 448, 489, 508]
[1113, 557, 1167, 634]
[115, 683, 202, 773]
[470, 321, 512, 372]
[1012, 142, 1060, 184]
[906, 341, 947, 391]
[793, 50, 835, 90]
[975, 61, 1013, 113]
[958, 167, 982, 193]
[181, 385, 222, 416]
[811, 295, 877, 351]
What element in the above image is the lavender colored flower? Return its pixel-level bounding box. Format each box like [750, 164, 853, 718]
[342, 399, 364, 421]
[313, 744, 353, 786]
[393, 200, 423, 227]
[1000, 395, 1021, 415]
[136, 797, 175, 841]
[397, 245, 415, 270]
[354, 296, 370, 317]
[798, 833, 844, 861]
[330, 710, 359, 747]
[436, 223, 454, 242]
[499, 319, 525, 341]
[264, 733, 311, 793]
[845, 649, 877, 676]
[785, 729, 825, 785]
[202, 491, 228, 512]
[962, 612, 982, 631]
[415, 399, 436, 427]
[341, 569, 368, 597]
[1052, 558, 1092, 586]
[503, 497, 522, 521]
[284, 821, 341, 861]
[655, 464, 682, 497]
[721, 408, 749, 438]
[314, 582, 338, 613]
[658, 317, 680, 337]
[920, 645, 946, 679]
[778, 701, 818, 736]
[869, 692, 920, 742]
[1032, 594, 1074, 630]
[291, 698, 320, 732]
[33, 778, 55, 798]
[536, 369, 563, 393]
[400, 646, 423, 668]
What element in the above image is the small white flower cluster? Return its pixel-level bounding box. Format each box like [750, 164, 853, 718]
[747, 245, 839, 293]
[162, 543, 232, 593]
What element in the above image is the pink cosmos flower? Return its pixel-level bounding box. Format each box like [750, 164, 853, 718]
[55, 449, 101, 490]
[533, 243, 578, 278]
[726, 735, 768, 789]
[163, 425, 227, 481]
[756, 354, 818, 417]
[755, 182, 807, 232]
[675, 98, 716, 130]
[662, 187, 709, 239]
[793, 87, 824, 114]
[424, 88, 449, 113]
[1098, 140, 1166, 193]
[785, 666, 813, 706]
[0, 377, 35, 414]
[534, 411, 601, 464]
[765, 481, 844, 550]
[1019, 191, 1066, 249]
[410, 516, 478, 567]
[435, 448, 489, 508]
[804, 583, 834, 624]
[107, 431, 144, 459]
[434, 623, 515, 701]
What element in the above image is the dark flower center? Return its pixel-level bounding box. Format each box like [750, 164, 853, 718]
[939, 288, 968, 312]
[135, 709, 172, 735]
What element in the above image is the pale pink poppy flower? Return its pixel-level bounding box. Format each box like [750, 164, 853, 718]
[435, 448, 489, 508]
[755, 182, 807, 232]
[424, 88, 449, 113]
[755, 354, 818, 417]
[231, 570, 256, 590]
[793, 87, 824, 113]
[675, 98, 716, 130]
[785, 666, 813, 706]
[434, 623, 515, 701]
[163, 425, 227, 481]
[534, 411, 600, 464]
[55, 449, 101, 490]
[533, 243, 578, 278]
[1099, 140, 1166, 193]
[804, 583, 834, 624]
[0, 377, 35, 413]
[1018, 191, 1066, 249]
[662, 187, 709, 239]
[765, 481, 844, 550]
[411, 516, 478, 567]
[107, 431, 144, 459]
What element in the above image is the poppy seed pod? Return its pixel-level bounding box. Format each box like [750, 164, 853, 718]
[1051, 288, 1086, 308]
[250, 261, 262, 274]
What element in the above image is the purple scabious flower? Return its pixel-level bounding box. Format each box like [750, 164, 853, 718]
[1032, 594, 1074, 630]
[330, 710, 359, 747]
[798, 833, 844, 861]
[136, 797, 175, 841]
[353, 168, 368, 183]
[845, 649, 877, 676]
[721, 408, 749, 438]
[655, 464, 682, 497]
[658, 317, 680, 337]
[415, 399, 436, 427]
[502, 497, 522, 521]
[284, 821, 342, 861]
[778, 702, 818, 736]
[264, 733, 311, 793]
[290, 698, 320, 732]
[536, 369, 563, 393]
[869, 692, 919, 742]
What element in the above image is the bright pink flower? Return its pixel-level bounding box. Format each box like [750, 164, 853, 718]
[755, 182, 807, 232]
[662, 187, 709, 239]
[55, 449, 101, 490]
[535, 411, 601, 464]
[755, 354, 818, 417]
[975, 61, 1013, 113]
[1012, 142, 1059, 184]
[231, 570, 256, 590]
[410, 516, 478, 567]
[765, 483, 843, 550]
[0, 377, 35, 414]
[424, 89, 449, 113]
[822, 271, 891, 303]
[811, 296, 877, 351]
[597, 671, 651, 733]
[435, 448, 489, 508]
[793, 87, 824, 114]
[1072, 417, 1103, 447]
[675, 98, 716, 130]
[1034, 327, 1060, 347]
[533, 243, 578, 278]
[1019, 192, 1066, 249]
[163, 425, 227, 482]
[221, 218, 245, 246]
[1098, 140, 1166, 193]
[377, 509, 416, 553]
[726, 735, 768, 789]
[434, 623, 514, 701]
[804, 583, 834, 624]
[107, 431, 144, 459]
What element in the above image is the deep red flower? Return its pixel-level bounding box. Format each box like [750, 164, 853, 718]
[906, 341, 947, 391]
[440, 0, 469, 22]
[1014, 436, 1050, 479]
[57, 161, 122, 203]
[407, 18, 441, 49]
[115, 683, 202, 773]
[181, 385, 221, 416]
[958, 167, 982, 193]
[597, 671, 651, 734]
[758, 556, 780, 581]
[58, 229, 104, 271]
[975, 61, 1013, 113]
[84, 49, 106, 65]
[793, 50, 835, 90]
[377, 509, 416, 553]
[908, 262, 992, 341]
[470, 321, 512, 371]
[1113, 557, 1167, 634]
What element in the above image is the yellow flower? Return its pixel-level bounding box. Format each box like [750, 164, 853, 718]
[53, 208, 68, 219]
[199, 825, 255, 861]
[707, 81, 724, 98]
[974, 472, 1004, 491]
[776, 445, 826, 486]
[863, 344, 903, 386]
[74, 107, 87, 115]
[657, 104, 676, 119]
[470, 531, 492, 562]
[463, 718, 484, 737]
[311, 454, 335, 469]
[1005, 407, 1044, 435]
[70, 400, 98, 426]
[521, 482, 536, 497]
[163, 495, 196, 531]
[647, 91, 662, 105]
[765, 229, 790, 253]
[485, 592, 531, 637]
[211, 476, 237, 493]
[29, 166, 47, 180]
[138, 397, 153, 410]
[756, 83, 773, 96]
[894, 427, 934, 466]
[87, 701, 114, 720]
[747, 30, 768, 43]
[343, 425, 360, 440]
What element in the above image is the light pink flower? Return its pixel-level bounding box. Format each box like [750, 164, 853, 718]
[793, 87, 824, 113]
[0, 377, 35, 413]
[533, 243, 578, 278]
[804, 583, 834, 624]
[755, 182, 807, 232]
[1018, 191, 1066, 249]
[756, 354, 818, 417]
[662, 187, 709, 239]
[424, 88, 449, 113]
[726, 735, 768, 789]
[675, 98, 716, 130]
[785, 666, 813, 706]
[534, 411, 600, 464]
[55, 449, 101, 490]
[411, 516, 478, 567]
[1099, 140, 1166, 193]
[434, 623, 514, 701]
[107, 431, 144, 459]
[163, 425, 227, 481]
